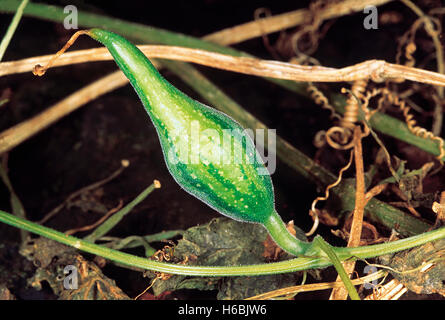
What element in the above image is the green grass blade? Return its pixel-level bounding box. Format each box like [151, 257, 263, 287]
[84, 182, 159, 243]
[0, 0, 29, 61]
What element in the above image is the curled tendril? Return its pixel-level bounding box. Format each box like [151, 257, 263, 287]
[306, 150, 354, 236]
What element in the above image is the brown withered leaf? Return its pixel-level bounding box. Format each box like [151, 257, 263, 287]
[20, 237, 130, 300]
[59, 255, 130, 300]
[20, 237, 77, 269]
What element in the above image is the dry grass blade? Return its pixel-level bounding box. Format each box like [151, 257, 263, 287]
[1, 43, 444, 161]
[245, 270, 388, 300]
[364, 279, 407, 300]
[329, 126, 366, 300]
[3, 46, 445, 86]
[203, 0, 393, 45]
[348, 127, 366, 248]
[0, 71, 128, 155]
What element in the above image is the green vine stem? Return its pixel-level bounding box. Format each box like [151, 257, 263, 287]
[0, 209, 444, 277]
[312, 236, 360, 300]
[0, 156, 28, 242]
[263, 210, 310, 255]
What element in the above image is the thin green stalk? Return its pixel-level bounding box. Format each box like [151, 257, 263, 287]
[0, 0, 29, 61]
[101, 236, 156, 257]
[0, 209, 444, 277]
[313, 236, 360, 300]
[100, 231, 184, 257]
[84, 181, 159, 243]
[0, 156, 28, 241]
[262, 210, 362, 298]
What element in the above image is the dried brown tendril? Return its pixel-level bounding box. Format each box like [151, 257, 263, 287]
[325, 80, 370, 150]
[379, 88, 445, 162]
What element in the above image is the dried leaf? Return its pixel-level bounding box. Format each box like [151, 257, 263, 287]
[59, 255, 130, 300]
[20, 237, 77, 269]
[379, 238, 445, 297]
[20, 237, 130, 300]
[150, 217, 304, 299]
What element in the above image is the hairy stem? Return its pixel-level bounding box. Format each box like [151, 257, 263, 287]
[0, 209, 444, 276]
[263, 210, 310, 256]
[313, 236, 360, 300]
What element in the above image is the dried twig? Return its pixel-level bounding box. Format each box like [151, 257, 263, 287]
[329, 126, 366, 300]
[0, 71, 128, 155]
[64, 200, 123, 236]
[3, 46, 445, 86]
[2, 47, 445, 157]
[203, 0, 393, 46]
[348, 127, 366, 246]
[364, 183, 388, 205]
[245, 269, 388, 300]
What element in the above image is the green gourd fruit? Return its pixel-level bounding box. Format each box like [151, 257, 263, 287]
[35, 29, 310, 256]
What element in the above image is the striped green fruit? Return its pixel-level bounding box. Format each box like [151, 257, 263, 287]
[87, 29, 309, 255]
